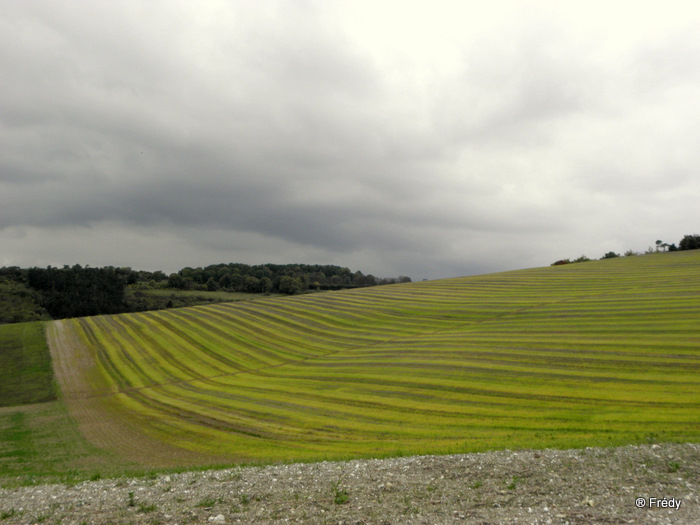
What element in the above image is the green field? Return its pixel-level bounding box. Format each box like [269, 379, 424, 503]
[0, 322, 55, 407]
[62, 251, 700, 463]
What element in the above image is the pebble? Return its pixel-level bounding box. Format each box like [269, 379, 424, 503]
[0, 443, 697, 524]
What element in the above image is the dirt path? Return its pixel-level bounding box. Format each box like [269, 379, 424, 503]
[45, 320, 230, 468]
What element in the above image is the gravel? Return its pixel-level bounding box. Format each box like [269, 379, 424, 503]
[1, 443, 697, 524]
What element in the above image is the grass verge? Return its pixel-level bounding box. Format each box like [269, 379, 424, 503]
[0, 322, 55, 407]
[0, 401, 122, 487]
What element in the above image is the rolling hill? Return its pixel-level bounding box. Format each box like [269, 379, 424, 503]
[48, 251, 700, 466]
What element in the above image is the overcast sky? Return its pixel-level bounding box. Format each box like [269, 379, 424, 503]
[2, 1, 699, 280]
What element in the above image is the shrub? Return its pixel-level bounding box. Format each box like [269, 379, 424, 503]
[551, 259, 571, 266]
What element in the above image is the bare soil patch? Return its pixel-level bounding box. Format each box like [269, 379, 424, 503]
[0, 443, 697, 524]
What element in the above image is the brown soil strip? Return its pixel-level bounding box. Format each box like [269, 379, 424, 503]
[45, 320, 233, 469]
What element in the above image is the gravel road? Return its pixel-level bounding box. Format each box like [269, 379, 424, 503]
[1, 443, 697, 524]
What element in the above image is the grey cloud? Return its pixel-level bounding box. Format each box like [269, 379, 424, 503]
[431, 28, 589, 149]
[2, 1, 700, 279]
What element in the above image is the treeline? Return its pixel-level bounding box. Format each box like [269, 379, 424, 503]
[163, 263, 411, 294]
[0, 276, 47, 324]
[0, 265, 126, 321]
[552, 233, 700, 266]
[0, 263, 411, 323]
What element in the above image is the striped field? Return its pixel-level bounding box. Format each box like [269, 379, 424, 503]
[57, 251, 700, 464]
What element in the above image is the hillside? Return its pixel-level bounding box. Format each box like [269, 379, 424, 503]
[47, 250, 700, 467]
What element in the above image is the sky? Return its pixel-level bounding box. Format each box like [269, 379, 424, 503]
[2, 0, 699, 280]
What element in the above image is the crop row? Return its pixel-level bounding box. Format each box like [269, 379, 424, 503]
[65, 252, 700, 462]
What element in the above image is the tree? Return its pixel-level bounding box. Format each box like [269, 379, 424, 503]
[218, 273, 233, 290]
[259, 277, 273, 294]
[242, 276, 260, 293]
[353, 272, 376, 287]
[278, 276, 302, 294]
[601, 252, 619, 259]
[679, 234, 700, 251]
[656, 240, 669, 252]
[167, 273, 184, 289]
[27, 266, 125, 318]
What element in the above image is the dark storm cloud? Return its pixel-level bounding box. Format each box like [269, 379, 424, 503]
[2, 1, 700, 277]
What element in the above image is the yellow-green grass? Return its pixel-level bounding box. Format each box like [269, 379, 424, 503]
[66, 251, 700, 463]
